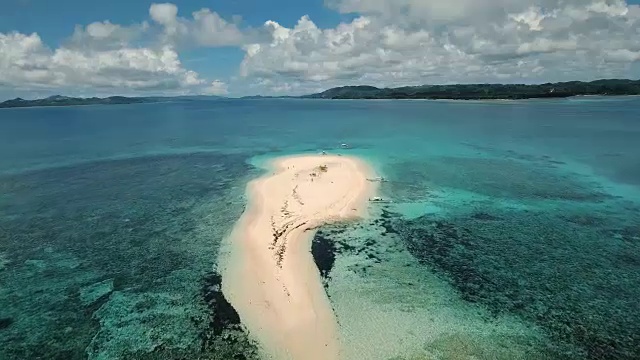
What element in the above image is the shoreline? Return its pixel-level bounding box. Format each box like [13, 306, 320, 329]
[220, 154, 377, 359]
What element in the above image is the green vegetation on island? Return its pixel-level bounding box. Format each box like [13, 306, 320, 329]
[303, 79, 640, 100]
[0, 95, 224, 109]
[0, 95, 151, 108]
[3, 79, 640, 108]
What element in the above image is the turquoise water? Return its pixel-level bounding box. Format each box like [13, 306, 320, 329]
[0, 98, 639, 359]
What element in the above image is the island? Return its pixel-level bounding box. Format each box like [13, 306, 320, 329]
[2, 79, 640, 108]
[302, 79, 640, 100]
[0, 95, 223, 109]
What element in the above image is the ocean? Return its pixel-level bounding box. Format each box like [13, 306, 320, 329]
[0, 98, 638, 359]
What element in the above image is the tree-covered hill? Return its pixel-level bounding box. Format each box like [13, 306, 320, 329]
[303, 79, 640, 100]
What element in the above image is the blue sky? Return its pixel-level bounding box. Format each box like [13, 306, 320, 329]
[1, 0, 640, 99]
[0, 0, 353, 85]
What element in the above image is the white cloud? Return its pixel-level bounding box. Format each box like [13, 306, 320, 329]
[0, 31, 207, 95]
[509, 7, 547, 31]
[607, 49, 640, 62]
[205, 80, 229, 95]
[240, 0, 640, 93]
[0, 2, 249, 97]
[150, 3, 179, 27]
[327, 0, 519, 25]
[68, 21, 149, 50]
[3, 0, 640, 98]
[149, 2, 245, 47]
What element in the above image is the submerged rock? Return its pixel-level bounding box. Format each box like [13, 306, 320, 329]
[0, 317, 13, 330]
[80, 279, 114, 306]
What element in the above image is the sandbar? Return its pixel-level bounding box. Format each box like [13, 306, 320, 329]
[221, 154, 376, 359]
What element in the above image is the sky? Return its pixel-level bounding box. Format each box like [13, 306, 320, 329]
[1, 0, 640, 99]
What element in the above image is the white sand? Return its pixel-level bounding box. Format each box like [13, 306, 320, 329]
[221, 154, 376, 360]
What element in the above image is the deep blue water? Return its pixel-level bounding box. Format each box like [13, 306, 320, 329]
[0, 98, 639, 359]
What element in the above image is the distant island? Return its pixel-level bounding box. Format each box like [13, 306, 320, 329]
[0, 95, 223, 109]
[303, 79, 640, 100]
[2, 79, 640, 108]
[239, 95, 298, 100]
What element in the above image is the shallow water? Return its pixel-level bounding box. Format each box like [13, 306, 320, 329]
[0, 98, 639, 359]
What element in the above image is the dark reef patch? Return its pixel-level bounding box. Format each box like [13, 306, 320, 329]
[470, 212, 501, 221]
[386, 208, 640, 359]
[0, 152, 257, 359]
[311, 230, 337, 283]
[608, 160, 640, 186]
[199, 271, 259, 359]
[201, 272, 242, 336]
[310, 223, 389, 281]
[0, 317, 13, 330]
[0, 152, 253, 283]
[462, 143, 568, 168]
[379, 209, 398, 235]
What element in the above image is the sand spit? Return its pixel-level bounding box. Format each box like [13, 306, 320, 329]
[221, 155, 376, 360]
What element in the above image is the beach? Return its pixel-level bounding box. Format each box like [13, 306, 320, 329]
[221, 154, 376, 359]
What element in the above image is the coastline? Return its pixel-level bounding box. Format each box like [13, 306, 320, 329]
[220, 154, 377, 359]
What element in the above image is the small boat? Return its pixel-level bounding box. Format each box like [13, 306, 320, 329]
[369, 196, 393, 203]
[367, 177, 387, 182]
[340, 143, 350, 149]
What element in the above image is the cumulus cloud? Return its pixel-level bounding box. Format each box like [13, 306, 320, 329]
[240, 0, 640, 93]
[205, 80, 229, 95]
[150, 3, 179, 27]
[0, 31, 206, 94]
[0, 2, 249, 97]
[328, 0, 505, 25]
[149, 2, 245, 47]
[67, 21, 149, 50]
[2, 0, 640, 97]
